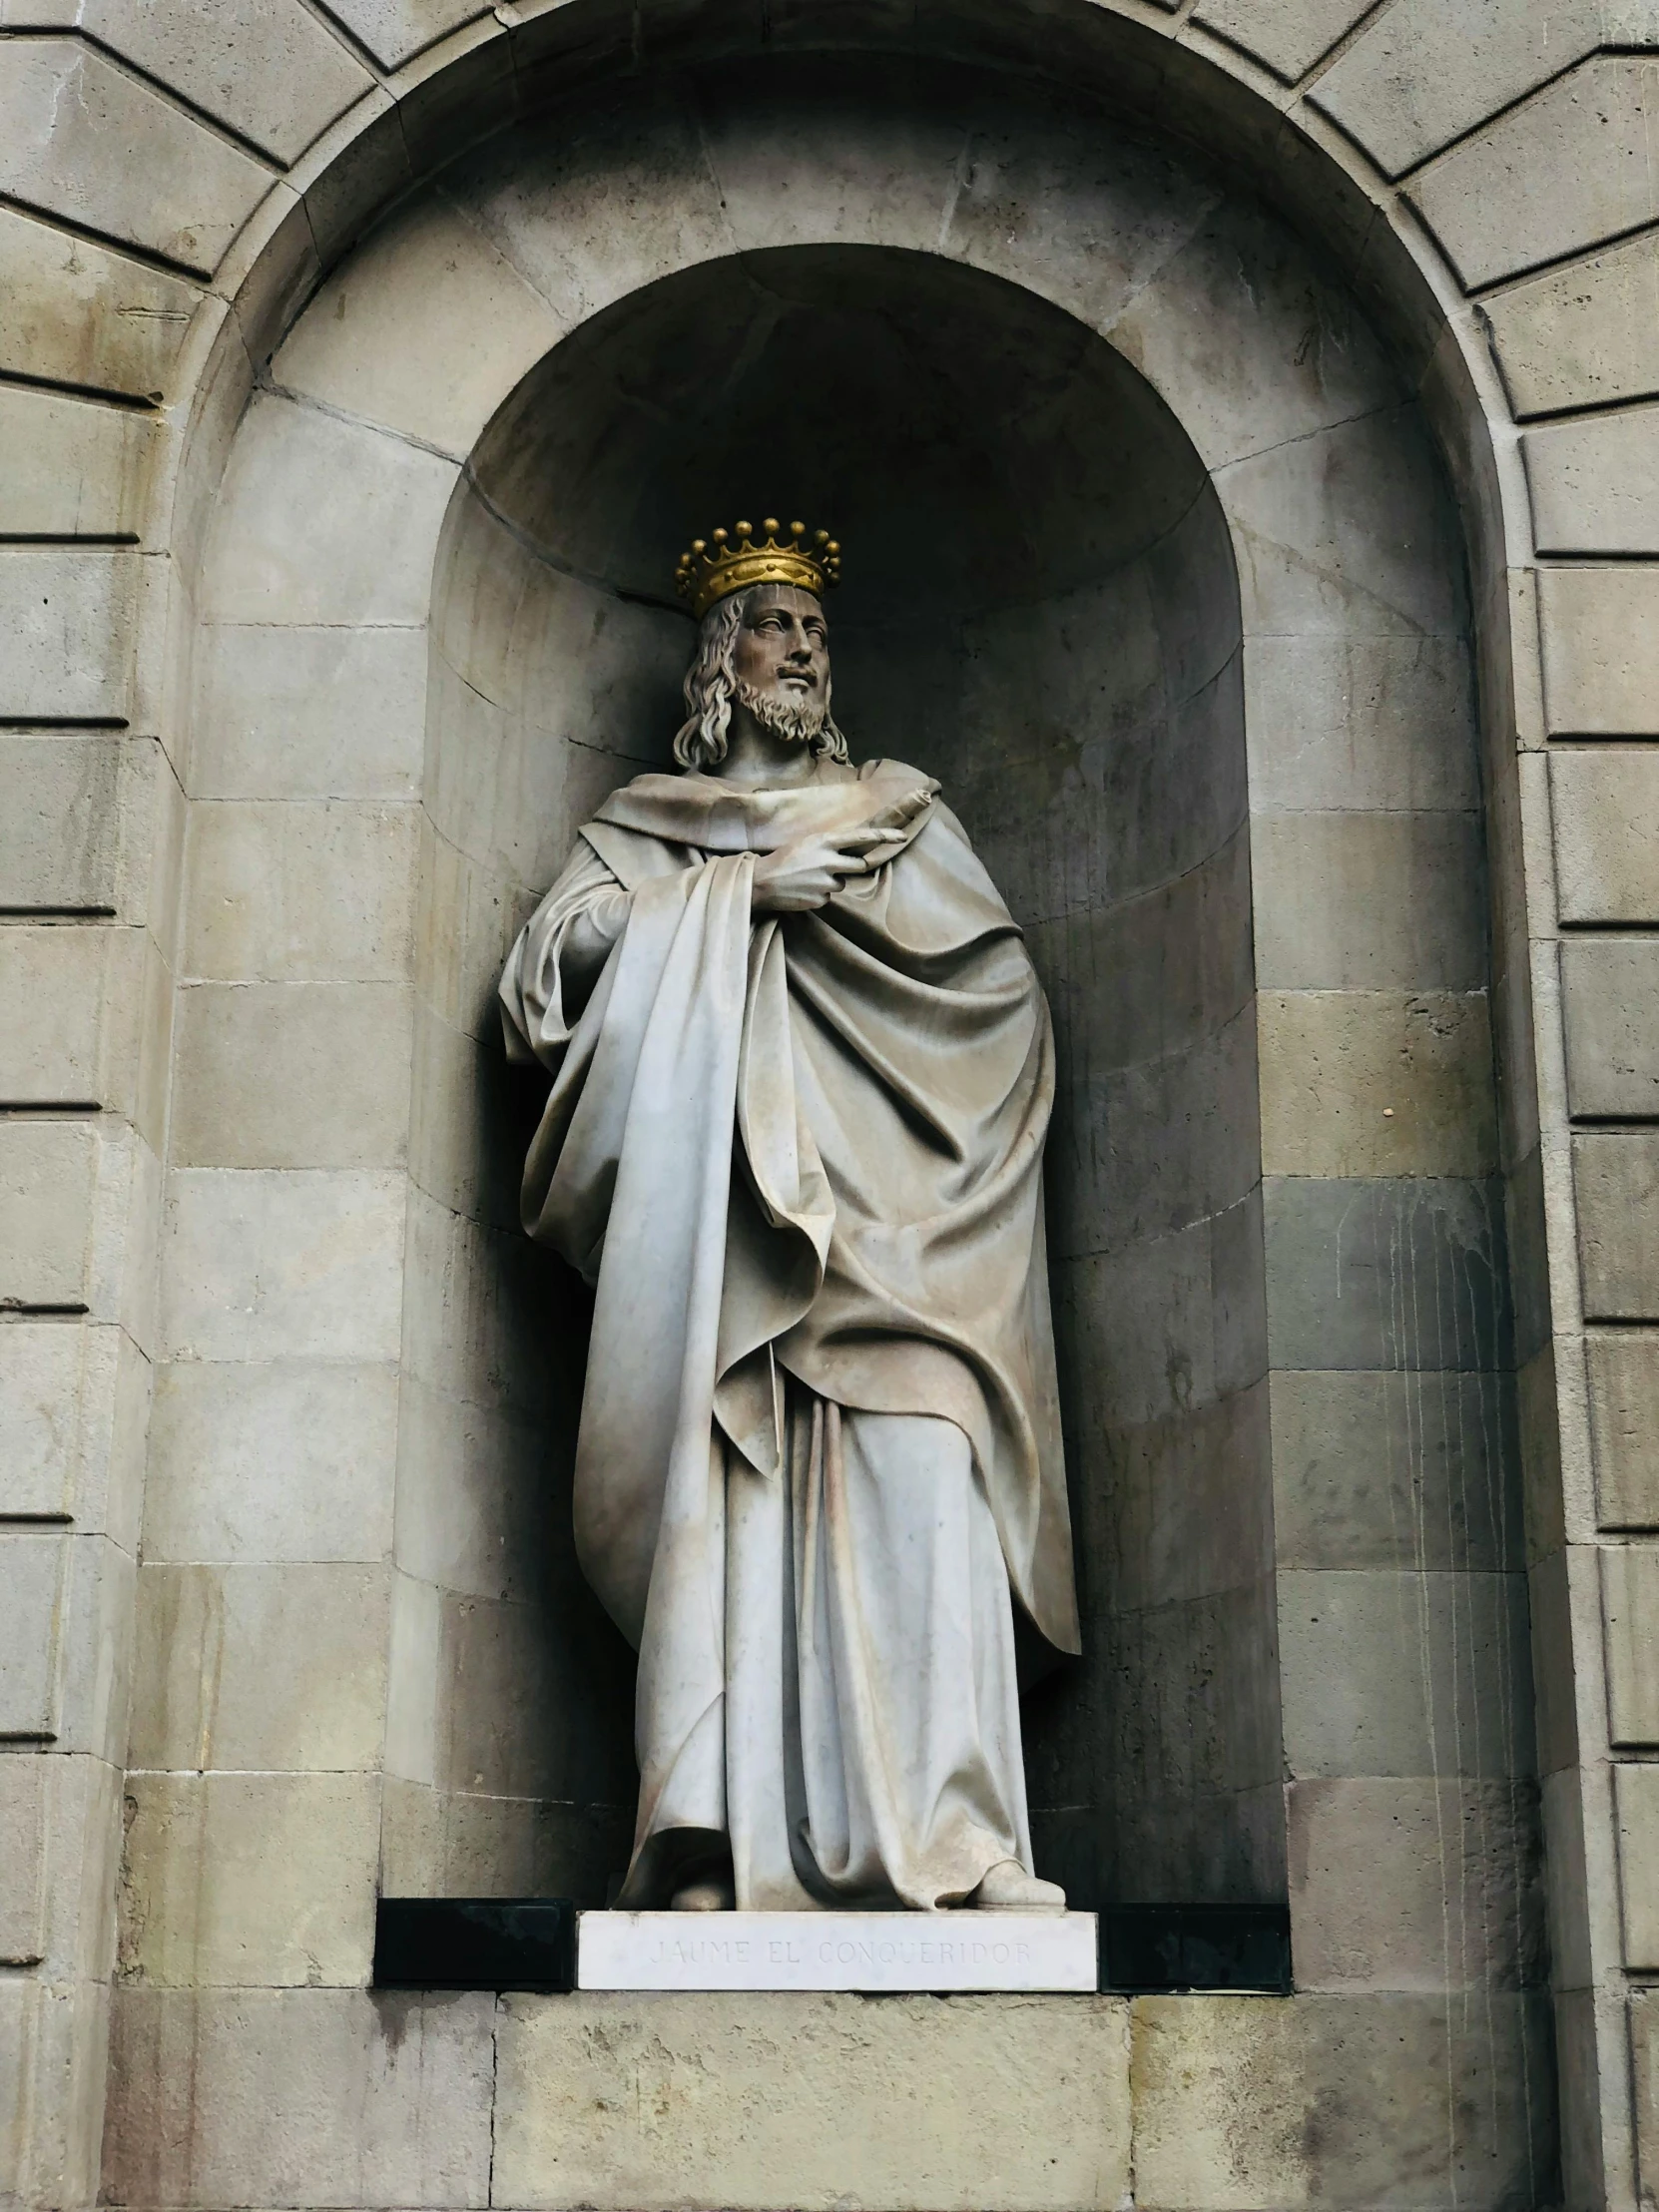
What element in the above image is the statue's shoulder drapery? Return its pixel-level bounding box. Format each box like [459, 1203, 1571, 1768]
[499, 761, 1079, 1679]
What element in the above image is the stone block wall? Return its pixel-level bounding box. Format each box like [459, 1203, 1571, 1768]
[2, 0, 1658, 2206]
[97, 1984, 1556, 2210]
[387, 484, 650, 1905]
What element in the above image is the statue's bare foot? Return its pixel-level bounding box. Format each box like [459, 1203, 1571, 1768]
[671, 1879, 736, 1911]
[971, 1860, 1066, 1914]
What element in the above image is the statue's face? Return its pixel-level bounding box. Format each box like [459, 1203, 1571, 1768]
[730, 585, 830, 715]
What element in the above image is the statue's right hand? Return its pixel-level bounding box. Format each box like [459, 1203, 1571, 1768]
[751, 828, 876, 913]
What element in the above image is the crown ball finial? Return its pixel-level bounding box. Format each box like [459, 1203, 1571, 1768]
[763, 516, 780, 536]
[713, 527, 729, 544]
[735, 519, 753, 538]
[790, 520, 806, 537]
[692, 538, 707, 554]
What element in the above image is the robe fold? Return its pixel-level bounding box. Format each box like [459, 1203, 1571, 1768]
[500, 756, 1078, 1908]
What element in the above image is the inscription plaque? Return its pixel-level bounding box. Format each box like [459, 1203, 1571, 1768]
[577, 1911, 1098, 1992]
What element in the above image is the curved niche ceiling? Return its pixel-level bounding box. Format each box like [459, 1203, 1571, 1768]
[466, 243, 1212, 625]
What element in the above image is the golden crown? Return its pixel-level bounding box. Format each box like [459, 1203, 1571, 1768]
[674, 517, 841, 620]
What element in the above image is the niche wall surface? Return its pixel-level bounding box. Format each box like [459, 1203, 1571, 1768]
[410, 243, 1271, 1908]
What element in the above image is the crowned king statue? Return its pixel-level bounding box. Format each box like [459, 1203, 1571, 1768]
[500, 519, 1080, 1912]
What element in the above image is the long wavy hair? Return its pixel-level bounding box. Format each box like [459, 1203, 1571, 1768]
[673, 584, 849, 771]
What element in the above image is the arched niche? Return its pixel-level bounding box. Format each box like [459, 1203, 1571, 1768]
[412, 243, 1270, 1909]
[157, 54, 1529, 1979]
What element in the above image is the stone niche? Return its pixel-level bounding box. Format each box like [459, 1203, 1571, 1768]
[122, 73, 1544, 2176]
[412, 241, 1273, 1912]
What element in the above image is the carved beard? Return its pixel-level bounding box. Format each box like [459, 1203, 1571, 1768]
[735, 674, 829, 748]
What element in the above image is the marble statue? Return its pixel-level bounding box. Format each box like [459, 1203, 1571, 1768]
[500, 520, 1079, 1914]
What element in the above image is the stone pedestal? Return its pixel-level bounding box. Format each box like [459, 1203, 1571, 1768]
[576, 1910, 1098, 1990]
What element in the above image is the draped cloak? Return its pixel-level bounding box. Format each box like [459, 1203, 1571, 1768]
[499, 756, 1079, 1901]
